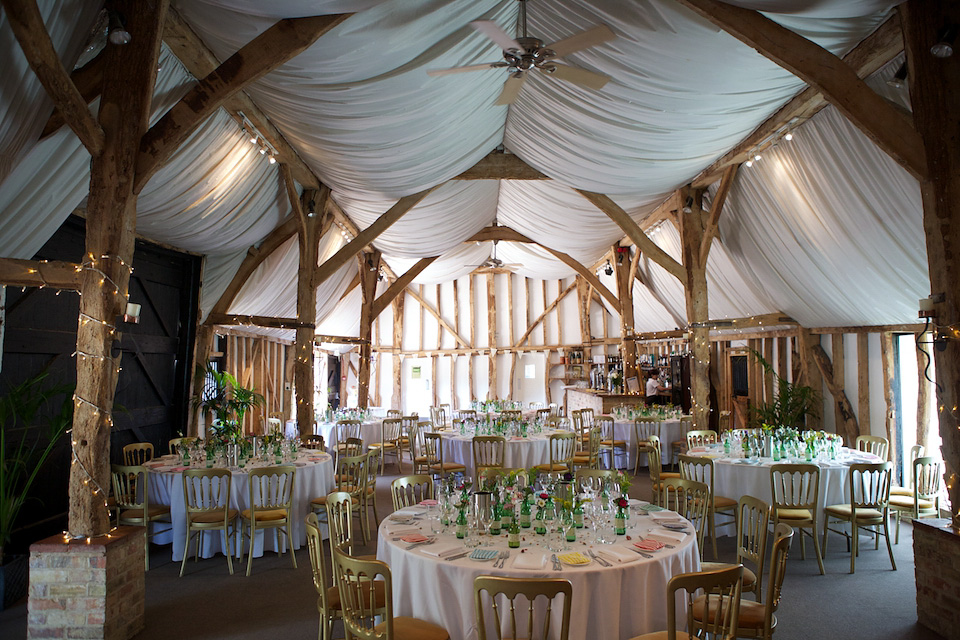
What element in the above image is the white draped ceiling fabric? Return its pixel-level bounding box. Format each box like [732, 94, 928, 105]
[0, 0, 927, 343]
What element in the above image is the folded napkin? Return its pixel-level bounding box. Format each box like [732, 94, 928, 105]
[647, 530, 687, 545]
[597, 546, 639, 564]
[650, 513, 683, 524]
[635, 539, 665, 551]
[420, 543, 463, 559]
[419, 499, 438, 506]
[294, 461, 307, 467]
[384, 523, 422, 537]
[512, 551, 546, 570]
[687, 446, 708, 454]
[169, 466, 189, 472]
[639, 504, 667, 513]
[394, 506, 427, 517]
[400, 533, 430, 544]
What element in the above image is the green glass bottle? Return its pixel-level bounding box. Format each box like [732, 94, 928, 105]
[614, 506, 627, 535]
[456, 508, 468, 540]
[490, 502, 502, 535]
[508, 521, 520, 548]
[520, 499, 532, 528]
[573, 503, 584, 528]
[534, 507, 546, 535]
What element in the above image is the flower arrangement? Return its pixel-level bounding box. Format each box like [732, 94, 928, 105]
[614, 496, 630, 510]
[615, 470, 632, 493]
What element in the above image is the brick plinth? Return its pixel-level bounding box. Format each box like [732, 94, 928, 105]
[28, 526, 145, 640]
[915, 518, 960, 640]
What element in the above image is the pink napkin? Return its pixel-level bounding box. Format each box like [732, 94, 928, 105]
[400, 533, 429, 544]
[419, 499, 438, 506]
[635, 539, 665, 551]
[169, 466, 189, 472]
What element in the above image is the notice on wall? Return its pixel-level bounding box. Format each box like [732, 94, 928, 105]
[525, 364, 535, 379]
[411, 366, 421, 379]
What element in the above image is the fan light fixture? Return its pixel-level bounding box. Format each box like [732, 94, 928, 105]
[427, 0, 617, 106]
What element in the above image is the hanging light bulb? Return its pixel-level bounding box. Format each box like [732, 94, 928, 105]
[268, 154, 277, 165]
[783, 132, 793, 141]
[745, 159, 753, 167]
[107, 11, 131, 45]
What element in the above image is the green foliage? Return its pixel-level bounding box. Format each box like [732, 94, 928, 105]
[0, 371, 73, 564]
[749, 350, 818, 429]
[192, 365, 264, 441]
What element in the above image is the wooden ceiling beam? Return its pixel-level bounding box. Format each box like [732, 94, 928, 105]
[137, 14, 349, 193]
[161, 6, 319, 189]
[452, 151, 549, 180]
[464, 226, 536, 244]
[0, 257, 82, 289]
[699, 164, 738, 264]
[2, 0, 104, 155]
[206, 313, 311, 330]
[693, 15, 903, 187]
[371, 256, 439, 319]
[313, 188, 435, 290]
[206, 215, 299, 319]
[577, 189, 685, 281]
[676, 3, 924, 181]
[40, 50, 106, 140]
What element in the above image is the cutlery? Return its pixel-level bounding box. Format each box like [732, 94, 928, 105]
[588, 550, 611, 567]
[445, 551, 469, 561]
[640, 535, 675, 549]
[628, 547, 654, 559]
[404, 538, 435, 550]
[495, 550, 510, 568]
[551, 554, 562, 571]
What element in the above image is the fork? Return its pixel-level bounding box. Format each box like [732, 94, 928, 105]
[588, 549, 611, 567]
[551, 554, 562, 571]
[495, 550, 509, 568]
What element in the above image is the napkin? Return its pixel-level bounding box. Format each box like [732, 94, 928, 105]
[639, 504, 667, 513]
[169, 466, 189, 472]
[650, 513, 683, 524]
[634, 539, 665, 551]
[512, 552, 546, 570]
[394, 506, 427, 517]
[647, 530, 687, 545]
[419, 499, 438, 506]
[420, 543, 463, 559]
[400, 533, 430, 544]
[596, 547, 639, 564]
[384, 523, 422, 537]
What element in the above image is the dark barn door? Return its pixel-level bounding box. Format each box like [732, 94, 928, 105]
[0, 216, 200, 548]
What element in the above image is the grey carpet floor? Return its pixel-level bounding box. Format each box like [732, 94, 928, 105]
[0, 466, 940, 639]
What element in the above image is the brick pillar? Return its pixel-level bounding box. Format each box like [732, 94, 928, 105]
[28, 526, 145, 640]
[914, 519, 960, 639]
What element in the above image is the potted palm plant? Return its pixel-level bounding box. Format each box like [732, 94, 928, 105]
[0, 371, 72, 610]
[193, 366, 264, 443]
[749, 351, 818, 429]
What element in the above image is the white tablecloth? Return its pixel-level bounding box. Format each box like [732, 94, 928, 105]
[315, 419, 383, 450]
[146, 451, 334, 561]
[685, 447, 881, 536]
[377, 508, 700, 640]
[613, 418, 688, 468]
[440, 429, 565, 476]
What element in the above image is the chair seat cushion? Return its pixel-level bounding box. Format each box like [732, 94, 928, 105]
[375, 616, 450, 640]
[241, 508, 287, 521]
[534, 463, 569, 472]
[692, 594, 770, 631]
[601, 439, 628, 447]
[660, 472, 681, 479]
[429, 462, 466, 472]
[890, 486, 912, 497]
[120, 505, 170, 521]
[889, 495, 935, 510]
[714, 496, 737, 509]
[775, 507, 813, 521]
[628, 632, 692, 640]
[824, 504, 884, 520]
[190, 509, 239, 524]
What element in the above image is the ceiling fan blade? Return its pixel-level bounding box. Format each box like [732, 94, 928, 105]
[494, 72, 527, 105]
[427, 62, 504, 77]
[547, 64, 610, 91]
[471, 20, 524, 53]
[545, 24, 616, 58]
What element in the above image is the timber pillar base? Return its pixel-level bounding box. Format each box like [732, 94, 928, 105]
[28, 526, 145, 640]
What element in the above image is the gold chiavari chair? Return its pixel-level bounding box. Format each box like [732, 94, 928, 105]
[534, 432, 576, 474]
[680, 454, 737, 560]
[180, 468, 238, 577]
[770, 463, 824, 575]
[701, 495, 771, 600]
[823, 461, 896, 574]
[472, 435, 506, 485]
[240, 464, 297, 576]
[122, 442, 155, 465]
[391, 475, 435, 511]
[474, 576, 573, 640]
[111, 464, 171, 571]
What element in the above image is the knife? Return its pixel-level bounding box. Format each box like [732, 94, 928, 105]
[628, 547, 654, 559]
[445, 551, 469, 561]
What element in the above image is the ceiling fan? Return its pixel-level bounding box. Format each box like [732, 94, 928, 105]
[468, 240, 522, 273]
[427, 0, 616, 105]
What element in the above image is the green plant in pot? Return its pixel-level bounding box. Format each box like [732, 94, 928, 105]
[193, 366, 264, 443]
[749, 350, 818, 429]
[0, 371, 72, 609]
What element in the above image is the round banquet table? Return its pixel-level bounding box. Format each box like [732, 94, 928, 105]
[377, 507, 701, 640]
[315, 418, 383, 450]
[145, 451, 334, 561]
[684, 446, 882, 535]
[439, 429, 564, 476]
[612, 417, 688, 469]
